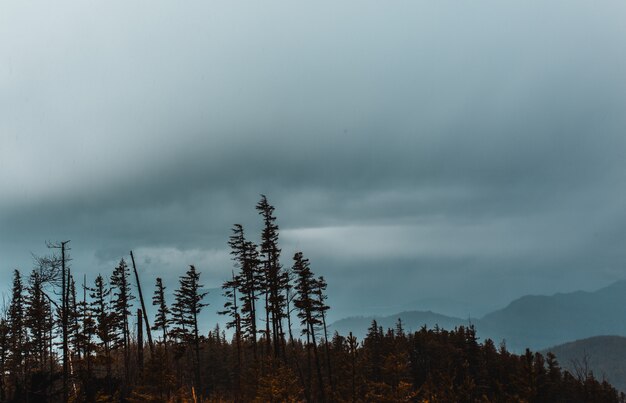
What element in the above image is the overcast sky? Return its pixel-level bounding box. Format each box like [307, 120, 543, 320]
[2, 1, 626, 321]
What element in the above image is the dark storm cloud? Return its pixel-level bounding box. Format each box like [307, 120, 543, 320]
[2, 0, 626, 318]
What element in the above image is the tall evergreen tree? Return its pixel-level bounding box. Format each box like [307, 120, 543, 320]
[8, 269, 26, 396]
[152, 277, 170, 355]
[67, 275, 82, 361]
[25, 270, 52, 371]
[315, 275, 333, 394]
[228, 224, 262, 360]
[110, 258, 135, 383]
[292, 252, 326, 402]
[90, 274, 114, 381]
[256, 195, 288, 359]
[77, 275, 96, 376]
[173, 265, 208, 391]
[219, 271, 242, 393]
[0, 317, 8, 402]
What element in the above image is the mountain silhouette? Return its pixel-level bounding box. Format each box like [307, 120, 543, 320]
[543, 335, 626, 393]
[330, 280, 626, 352]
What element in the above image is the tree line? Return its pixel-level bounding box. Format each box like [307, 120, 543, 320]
[0, 195, 624, 402]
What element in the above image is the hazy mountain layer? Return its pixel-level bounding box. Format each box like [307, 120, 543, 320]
[330, 280, 626, 352]
[544, 336, 626, 393]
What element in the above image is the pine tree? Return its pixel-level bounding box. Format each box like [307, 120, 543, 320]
[0, 317, 8, 402]
[110, 258, 135, 383]
[173, 265, 208, 392]
[292, 252, 326, 402]
[152, 277, 170, 355]
[315, 275, 333, 394]
[68, 275, 82, 361]
[219, 271, 242, 393]
[256, 195, 288, 359]
[77, 275, 96, 377]
[25, 270, 52, 371]
[8, 269, 26, 397]
[90, 274, 115, 381]
[228, 224, 262, 360]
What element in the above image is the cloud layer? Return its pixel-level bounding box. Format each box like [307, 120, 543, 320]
[2, 0, 626, 319]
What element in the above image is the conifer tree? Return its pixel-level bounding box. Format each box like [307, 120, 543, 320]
[219, 271, 242, 393]
[90, 274, 114, 381]
[292, 252, 326, 402]
[8, 269, 26, 395]
[315, 275, 333, 394]
[68, 275, 82, 361]
[110, 258, 135, 383]
[256, 195, 288, 358]
[152, 277, 170, 355]
[228, 224, 262, 360]
[173, 265, 208, 391]
[77, 275, 96, 376]
[25, 270, 52, 370]
[0, 317, 8, 402]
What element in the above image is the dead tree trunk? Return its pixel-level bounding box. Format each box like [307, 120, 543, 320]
[137, 309, 144, 372]
[130, 251, 154, 356]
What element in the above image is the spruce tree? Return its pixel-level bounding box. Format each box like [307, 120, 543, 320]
[173, 265, 208, 391]
[77, 275, 96, 376]
[219, 271, 242, 393]
[292, 252, 326, 402]
[228, 224, 262, 360]
[90, 274, 114, 381]
[152, 277, 170, 355]
[110, 258, 135, 383]
[315, 275, 333, 394]
[67, 275, 82, 361]
[8, 269, 26, 395]
[256, 195, 288, 358]
[25, 270, 52, 370]
[0, 317, 8, 402]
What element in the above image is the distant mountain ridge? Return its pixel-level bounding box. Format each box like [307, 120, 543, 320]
[330, 310, 470, 338]
[543, 336, 626, 393]
[330, 280, 626, 353]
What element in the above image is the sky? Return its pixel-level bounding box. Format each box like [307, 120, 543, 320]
[2, 1, 626, 322]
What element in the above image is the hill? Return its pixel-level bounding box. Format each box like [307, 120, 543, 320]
[329, 310, 469, 340]
[544, 336, 626, 393]
[330, 280, 626, 352]
[479, 280, 626, 351]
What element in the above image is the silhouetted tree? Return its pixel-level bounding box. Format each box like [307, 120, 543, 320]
[76, 275, 96, 380]
[8, 269, 26, 398]
[25, 270, 52, 371]
[152, 277, 170, 356]
[257, 195, 288, 359]
[173, 265, 208, 392]
[293, 252, 326, 402]
[219, 271, 242, 394]
[110, 258, 135, 384]
[0, 316, 9, 402]
[228, 224, 262, 361]
[90, 274, 114, 382]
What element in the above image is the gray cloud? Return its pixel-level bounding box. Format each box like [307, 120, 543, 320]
[2, 0, 626, 319]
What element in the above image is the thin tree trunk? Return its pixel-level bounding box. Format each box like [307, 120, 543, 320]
[321, 308, 334, 395]
[130, 251, 154, 356]
[137, 309, 144, 372]
[264, 291, 271, 357]
[193, 309, 201, 393]
[349, 332, 356, 403]
[309, 322, 326, 403]
[61, 241, 69, 403]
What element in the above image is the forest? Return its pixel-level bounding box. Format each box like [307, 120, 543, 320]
[0, 196, 624, 402]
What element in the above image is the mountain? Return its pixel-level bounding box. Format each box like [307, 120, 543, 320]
[329, 280, 626, 352]
[329, 310, 469, 340]
[478, 280, 626, 351]
[543, 336, 626, 393]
